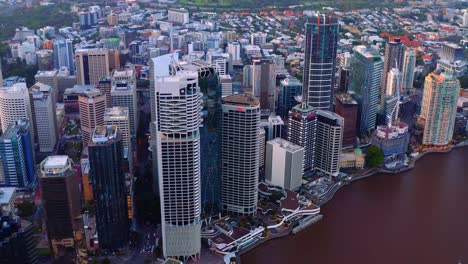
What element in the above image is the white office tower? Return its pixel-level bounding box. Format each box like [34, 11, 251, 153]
[168, 8, 189, 25]
[30, 83, 58, 152]
[227, 42, 241, 64]
[104, 107, 130, 151]
[151, 57, 202, 261]
[385, 68, 401, 97]
[111, 69, 137, 135]
[219, 94, 260, 215]
[265, 138, 304, 190]
[463, 9, 468, 27]
[402, 48, 416, 95]
[219, 75, 233, 98]
[315, 110, 343, 178]
[0, 83, 34, 140]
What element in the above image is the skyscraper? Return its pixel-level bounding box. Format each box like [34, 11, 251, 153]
[252, 58, 276, 112]
[349, 46, 383, 136]
[0, 213, 38, 264]
[0, 120, 35, 187]
[96, 77, 112, 107]
[381, 39, 405, 100]
[418, 70, 460, 146]
[89, 125, 129, 250]
[78, 88, 106, 146]
[288, 103, 317, 174]
[335, 93, 358, 147]
[75, 49, 119, 85]
[151, 57, 202, 260]
[39, 155, 81, 256]
[315, 110, 343, 178]
[0, 83, 34, 141]
[30, 83, 58, 153]
[278, 76, 302, 118]
[303, 14, 339, 110]
[219, 94, 260, 215]
[104, 107, 130, 151]
[111, 69, 137, 135]
[53, 38, 75, 74]
[402, 48, 416, 95]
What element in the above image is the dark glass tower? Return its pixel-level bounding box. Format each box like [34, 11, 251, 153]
[89, 125, 129, 250]
[0, 213, 38, 264]
[303, 14, 339, 111]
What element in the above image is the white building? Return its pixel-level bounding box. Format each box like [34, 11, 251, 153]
[227, 42, 241, 64]
[104, 107, 130, 151]
[111, 69, 137, 135]
[0, 83, 34, 140]
[265, 138, 304, 190]
[150, 56, 202, 261]
[315, 110, 343, 178]
[219, 75, 233, 98]
[168, 8, 189, 25]
[30, 83, 58, 153]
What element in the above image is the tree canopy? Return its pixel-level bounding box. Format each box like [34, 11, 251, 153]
[365, 146, 384, 168]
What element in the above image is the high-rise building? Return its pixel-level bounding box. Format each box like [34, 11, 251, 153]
[39, 155, 81, 256]
[75, 49, 119, 85]
[381, 39, 405, 101]
[168, 8, 189, 25]
[227, 42, 241, 64]
[53, 38, 75, 74]
[252, 58, 276, 112]
[0, 213, 38, 264]
[288, 103, 317, 174]
[30, 83, 58, 153]
[349, 46, 383, 136]
[436, 43, 467, 77]
[78, 88, 106, 146]
[36, 49, 54, 71]
[151, 58, 202, 260]
[89, 125, 129, 250]
[463, 9, 468, 27]
[0, 120, 35, 187]
[219, 94, 260, 215]
[335, 93, 358, 147]
[104, 107, 130, 151]
[265, 138, 304, 190]
[385, 68, 401, 97]
[418, 70, 460, 146]
[219, 74, 233, 98]
[251, 32, 267, 46]
[278, 76, 302, 118]
[35, 68, 76, 102]
[303, 14, 339, 111]
[337, 52, 351, 93]
[111, 69, 137, 135]
[96, 77, 112, 107]
[0, 60, 3, 86]
[402, 48, 416, 95]
[0, 83, 34, 141]
[315, 110, 343, 178]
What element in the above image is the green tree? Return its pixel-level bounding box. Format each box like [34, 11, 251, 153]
[365, 146, 385, 168]
[458, 76, 468, 89]
[16, 201, 35, 217]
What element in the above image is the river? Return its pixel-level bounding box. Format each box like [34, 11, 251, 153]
[242, 147, 468, 264]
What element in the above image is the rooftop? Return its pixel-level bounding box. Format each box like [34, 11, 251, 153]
[268, 138, 303, 153]
[0, 187, 16, 205]
[222, 93, 259, 107]
[104, 107, 129, 119]
[91, 125, 118, 143]
[43, 155, 69, 169]
[336, 93, 358, 105]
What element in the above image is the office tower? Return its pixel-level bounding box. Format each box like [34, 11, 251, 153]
[337, 52, 351, 92]
[0, 213, 38, 264]
[251, 32, 267, 46]
[260, 115, 284, 141]
[265, 138, 304, 190]
[111, 69, 138, 135]
[97, 77, 112, 107]
[402, 48, 416, 95]
[151, 55, 202, 260]
[0, 120, 35, 187]
[219, 94, 260, 215]
[252, 58, 276, 112]
[219, 74, 233, 97]
[243, 65, 252, 88]
[315, 110, 343, 178]
[78, 88, 106, 146]
[89, 125, 129, 250]
[288, 103, 317, 173]
[36, 49, 54, 71]
[385, 68, 401, 97]
[418, 70, 460, 145]
[381, 39, 405, 100]
[372, 123, 410, 161]
[259, 127, 266, 172]
[436, 43, 467, 77]
[53, 38, 75, 74]
[0, 83, 34, 140]
[278, 77, 302, 118]
[30, 83, 58, 153]
[39, 155, 81, 256]
[79, 11, 99, 29]
[168, 8, 189, 24]
[0, 60, 3, 86]
[104, 107, 130, 151]
[227, 42, 241, 64]
[35, 68, 76, 102]
[335, 93, 358, 147]
[303, 14, 339, 110]
[463, 9, 468, 27]
[75, 49, 119, 85]
[349, 46, 383, 136]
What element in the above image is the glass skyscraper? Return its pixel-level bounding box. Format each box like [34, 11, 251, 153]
[303, 14, 339, 111]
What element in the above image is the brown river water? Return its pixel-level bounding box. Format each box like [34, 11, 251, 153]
[242, 147, 468, 264]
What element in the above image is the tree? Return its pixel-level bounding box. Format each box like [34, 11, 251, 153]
[365, 146, 385, 168]
[16, 201, 35, 217]
[458, 76, 468, 89]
